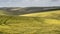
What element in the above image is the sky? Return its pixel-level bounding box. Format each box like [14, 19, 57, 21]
[0, 0, 60, 7]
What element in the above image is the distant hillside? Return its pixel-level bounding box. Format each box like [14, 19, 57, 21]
[20, 10, 60, 17]
[0, 7, 60, 15]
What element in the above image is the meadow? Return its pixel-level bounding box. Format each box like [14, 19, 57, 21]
[0, 10, 60, 34]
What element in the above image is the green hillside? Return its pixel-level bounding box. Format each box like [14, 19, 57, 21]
[0, 10, 6, 15]
[0, 10, 60, 34]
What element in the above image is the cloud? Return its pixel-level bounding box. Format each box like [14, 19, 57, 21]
[0, 0, 60, 7]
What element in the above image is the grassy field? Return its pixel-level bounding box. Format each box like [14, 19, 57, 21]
[0, 10, 60, 34]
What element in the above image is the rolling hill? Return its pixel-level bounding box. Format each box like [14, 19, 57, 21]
[0, 7, 60, 15]
[0, 7, 60, 34]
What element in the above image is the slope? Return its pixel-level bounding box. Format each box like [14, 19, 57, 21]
[0, 10, 60, 34]
[20, 10, 60, 17]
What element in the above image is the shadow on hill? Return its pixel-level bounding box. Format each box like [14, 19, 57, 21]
[0, 7, 60, 16]
[4, 9, 60, 16]
[19, 9, 60, 15]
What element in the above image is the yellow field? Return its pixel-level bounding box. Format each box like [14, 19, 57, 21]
[0, 10, 60, 34]
[20, 10, 60, 25]
[20, 10, 60, 17]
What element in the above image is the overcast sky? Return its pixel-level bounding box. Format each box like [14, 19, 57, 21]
[0, 0, 60, 7]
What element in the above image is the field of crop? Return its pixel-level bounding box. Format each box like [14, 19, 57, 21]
[0, 10, 60, 34]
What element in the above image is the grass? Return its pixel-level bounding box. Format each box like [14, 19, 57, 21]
[0, 10, 60, 34]
[20, 10, 60, 17]
[0, 10, 6, 15]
